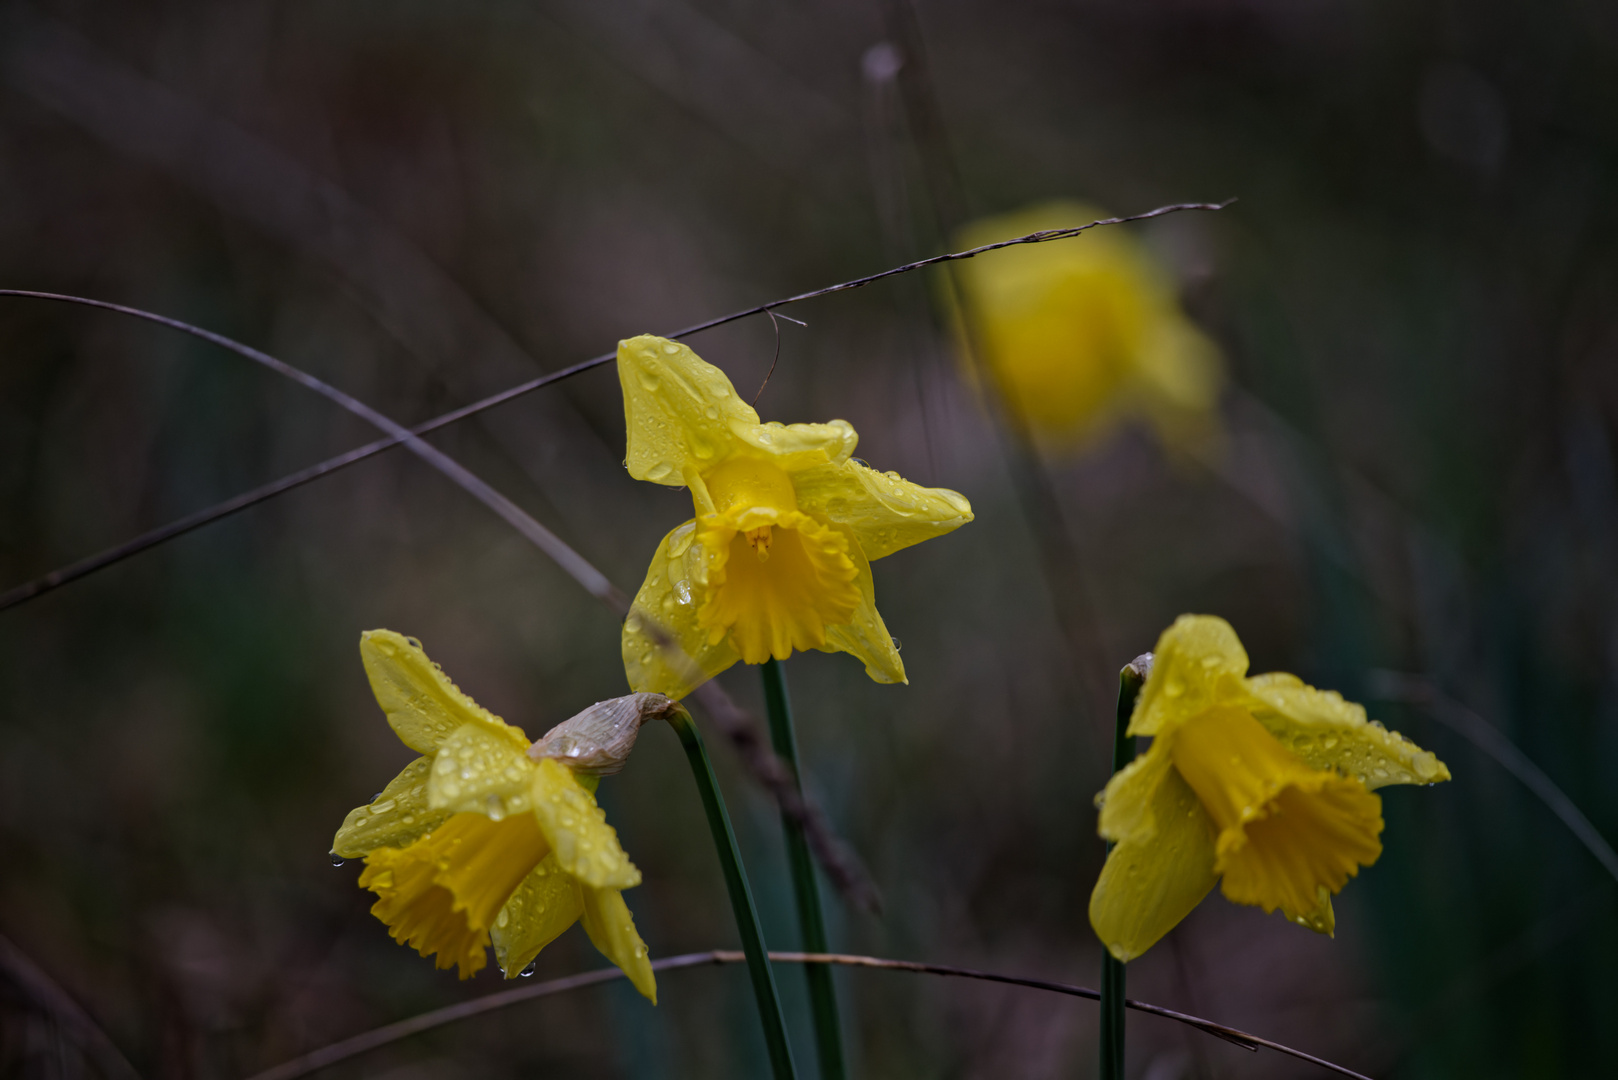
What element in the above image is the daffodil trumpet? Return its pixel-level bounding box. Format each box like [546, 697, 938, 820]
[616, 334, 973, 698]
[1090, 615, 1452, 964]
[331, 630, 669, 999]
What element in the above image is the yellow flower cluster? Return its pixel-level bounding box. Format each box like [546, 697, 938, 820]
[1091, 615, 1450, 961]
[331, 631, 656, 999]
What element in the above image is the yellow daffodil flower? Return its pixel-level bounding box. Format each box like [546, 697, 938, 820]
[953, 202, 1222, 452]
[331, 630, 657, 1000]
[1090, 615, 1451, 962]
[617, 334, 974, 698]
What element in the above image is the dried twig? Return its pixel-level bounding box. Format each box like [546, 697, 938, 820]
[0, 199, 1227, 613]
[243, 949, 1370, 1080]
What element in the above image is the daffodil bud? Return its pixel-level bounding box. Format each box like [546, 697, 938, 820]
[528, 692, 685, 775]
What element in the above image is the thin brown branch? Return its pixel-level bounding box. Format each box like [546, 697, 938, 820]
[244, 949, 1369, 1080]
[0, 934, 143, 1080]
[0, 198, 1227, 613]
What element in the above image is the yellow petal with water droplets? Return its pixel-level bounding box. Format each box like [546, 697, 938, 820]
[428, 723, 537, 819]
[818, 524, 905, 685]
[1242, 673, 1451, 791]
[580, 885, 657, 1003]
[1089, 736, 1218, 962]
[491, 854, 585, 978]
[360, 630, 530, 755]
[530, 759, 642, 890]
[618, 335, 758, 484]
[332, 756, 453, 859]
[622, 520, 742, 699]
[791, 459, 974, 562]
[730, 421, 860, 474]
[1128, 614, 1249, 738]
[1289, 888, 1335, 936]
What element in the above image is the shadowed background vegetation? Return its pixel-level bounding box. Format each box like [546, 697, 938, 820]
[3, 0, 1617, 1076]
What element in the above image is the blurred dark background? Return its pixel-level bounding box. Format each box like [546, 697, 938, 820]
[3, 1, 1617, 1076]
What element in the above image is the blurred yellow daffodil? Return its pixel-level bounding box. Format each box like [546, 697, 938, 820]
[1090, 615, 1450, 962]
[953, 202, 1222, 453]
[331, 630, 657, 1000]
[617, 334, 973, 698]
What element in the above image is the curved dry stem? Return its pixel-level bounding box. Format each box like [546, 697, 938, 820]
[244, 948, 1369, 1080]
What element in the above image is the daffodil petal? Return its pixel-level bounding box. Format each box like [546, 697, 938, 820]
[731, 421, 860, 473]
[360, 630, 530, 755]
[1089, 740, 1217, 962]
[428, 723, 537, 818]
[792, 460, 974, 562]
[580, 885, 657, 1003]
[491, 854, 584, 978]
[818, 525, 905, 684]
[332, 756, 453, 859]
[530, 759, 642, 890]
[618, 335, 758, 484]
[1128, 614, 1249, 738]
[622, 520, 741, 699]
[1242, 673, 1451, 790]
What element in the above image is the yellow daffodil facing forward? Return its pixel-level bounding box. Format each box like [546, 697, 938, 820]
[953, 202, 1222, 452]
[617, 334, 974, 698]
[1091, 615, 1451, 962]
[331, 631, 660, 1000]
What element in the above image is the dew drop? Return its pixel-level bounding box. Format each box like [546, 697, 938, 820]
[497, 909, 510, 927]
[520, 962, 538, 978]
[662, 342, 681, 355]
[368, 799, 397, 815]
[704, 406, 719, 420]
[646, 462, 674, 482]
[330, 854, 346, 867]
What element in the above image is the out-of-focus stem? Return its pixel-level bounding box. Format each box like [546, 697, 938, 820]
[668, 708, 799, 1080]
[761, 659, 846, 1080]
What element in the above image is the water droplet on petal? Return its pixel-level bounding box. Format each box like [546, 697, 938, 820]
[662, 342, 680, 355]
[646, 462, 674, 482]
[330, 854, 346, 867]
[520, 961, 538, 977]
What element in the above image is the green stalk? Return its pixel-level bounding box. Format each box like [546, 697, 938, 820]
[669, 708, 799, 1080]
[761, 659, 846, 1080]
[1100, 664, 1145, 1080]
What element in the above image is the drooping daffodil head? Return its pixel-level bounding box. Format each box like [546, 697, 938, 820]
[1090, 615, 1451, 963]
[617, 334, 974, 698]
[952, 202, 1223, 454]
[331, 630, 672, 1000]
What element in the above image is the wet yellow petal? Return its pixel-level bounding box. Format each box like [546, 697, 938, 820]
[580, 886, 657, 1003]
[360, 630, 530, 755]
[530, 759, 642, 890]
[618, 335, 757, 484]
[1089, 737, 1218, 962]
[491, 854, 585, 978]
[1128, 614, 1249, 738]
[1172, 706, 1383, 923]
[622, 520, 741, 699]
[332, 756, 453, 859]
[360, 811, 549, 979]
[791, 459, 974, 562]
[819, 525, 905, 685]
[1243, 673, 1452, 790]
[428, 723, 537, 819]
[696, 508, 861, 665]
[729, 420, 860, 474]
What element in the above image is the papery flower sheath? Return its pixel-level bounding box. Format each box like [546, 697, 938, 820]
[617, 334, 974, 698]
[953, 202, 1222, 453]
[1090, 615, 1451, 962]
[331, 630, 658, 999]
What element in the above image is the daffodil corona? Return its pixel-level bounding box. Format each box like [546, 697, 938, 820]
[953, 202, 1222, 452]
[617, 334, 973, 698]
[1090, 615, 1450, 962]
[331, 631, 657, 999]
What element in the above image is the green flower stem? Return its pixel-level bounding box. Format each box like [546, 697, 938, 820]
[1100, 664, 1145, 1080]
[761, 659, 846, 1080]
[669, 707, 799, 1080]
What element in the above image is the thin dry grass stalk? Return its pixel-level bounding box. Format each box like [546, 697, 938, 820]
[244, 949, 1372, 1080]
